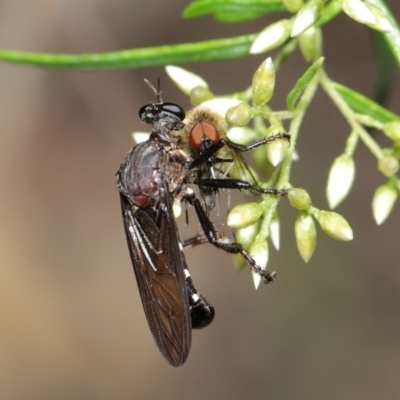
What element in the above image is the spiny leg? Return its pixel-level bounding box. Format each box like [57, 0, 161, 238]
[184, 190, 276, 283]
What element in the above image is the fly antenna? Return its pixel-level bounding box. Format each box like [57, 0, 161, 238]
[144, 78, 163, 104]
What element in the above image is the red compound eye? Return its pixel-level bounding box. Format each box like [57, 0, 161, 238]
[189, 121, 220, 150]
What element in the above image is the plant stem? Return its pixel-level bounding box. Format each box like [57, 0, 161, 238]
[344, 130, 359, 156]
[320, 70, 383, 159]
[257, 72, 320, 240]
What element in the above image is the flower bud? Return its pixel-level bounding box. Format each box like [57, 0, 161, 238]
[165, 65, 208, 95]
[227, 126, 258, 145]
[392, 142, 400, 159]
[249, 239, 269, 289]
[264, 125, 287, 166]
[132, 132, 150, 144]
[338, 0, 376, 26]
[266, 123, 285, 137]
[270, 212, 280, 250]
[233, 253, 246, 272]
[383, 121, 400, 142]
[378, 155, 399, 177]
[326, 154, 356, 209]
[299, 26, 322, 61]
[250, 19, 292, 54]
[252, 58, 275, 105]
[253, 145, 275, 174]
[372, 181, 398, 225]
[235, 223, 258, 250]
[288, 188, 311, 210]
[190, 85, 213, 106]
[314, 210, 353, 241]
[172, 201, 182, 219]
[282, 0, 304, 13]
[295, 212, 317, 263]
[364, 3, 392, 32]
[291, 0, 324, 37]
[227, 202, 263, 229]
[266, 140, 286, 166]
[226, 102, 253, 126]
[201, 98, 241, 117]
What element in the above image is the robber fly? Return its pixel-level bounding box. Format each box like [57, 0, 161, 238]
[117, 80, 214, 366]
[117, 80, 283, 366]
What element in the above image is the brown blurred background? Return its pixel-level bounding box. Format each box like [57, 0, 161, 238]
[0, 1, 400, 399]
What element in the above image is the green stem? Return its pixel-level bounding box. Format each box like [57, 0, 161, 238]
[266, 110, 295, 120]
[354, 114, 385, 130]
[344, 130, 359, 156]
[273, 38, 299, 71]
[278, 74, 320, 186]
[320, 70, 384, 159]
[257, 72, 320, 240]
[393, 177, 400, 192]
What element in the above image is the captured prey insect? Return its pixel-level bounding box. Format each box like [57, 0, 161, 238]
[174, 107, 290, 216]
[117, 79, 288, 366]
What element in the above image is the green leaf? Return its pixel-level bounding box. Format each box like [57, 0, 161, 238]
[183, 0, 286, 23]
[370, 30, 397, 106]
[333, 82, 400, 123]
[0, 0, 346, 71]
[286, 57, 324, 110]
[214, 11, 266, 23]
[0, 34, 256, 70]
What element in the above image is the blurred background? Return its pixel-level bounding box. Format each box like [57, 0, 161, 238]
[0, 1, 400, 399]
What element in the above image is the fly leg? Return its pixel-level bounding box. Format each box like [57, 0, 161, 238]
[227, 133, 291, 152]
[182, 234, 209, 249]
[189, 133, 291, 169]
[184, 190, 276, 283]
[191, 177, 288, 197]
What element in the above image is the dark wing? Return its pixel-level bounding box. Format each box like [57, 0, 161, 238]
[120, 187, 191, 367]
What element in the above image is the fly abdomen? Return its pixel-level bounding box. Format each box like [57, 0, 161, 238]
[184, 265, 215, 329]
[118, 140, 164, 208]
[190, 296, 215, 329]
